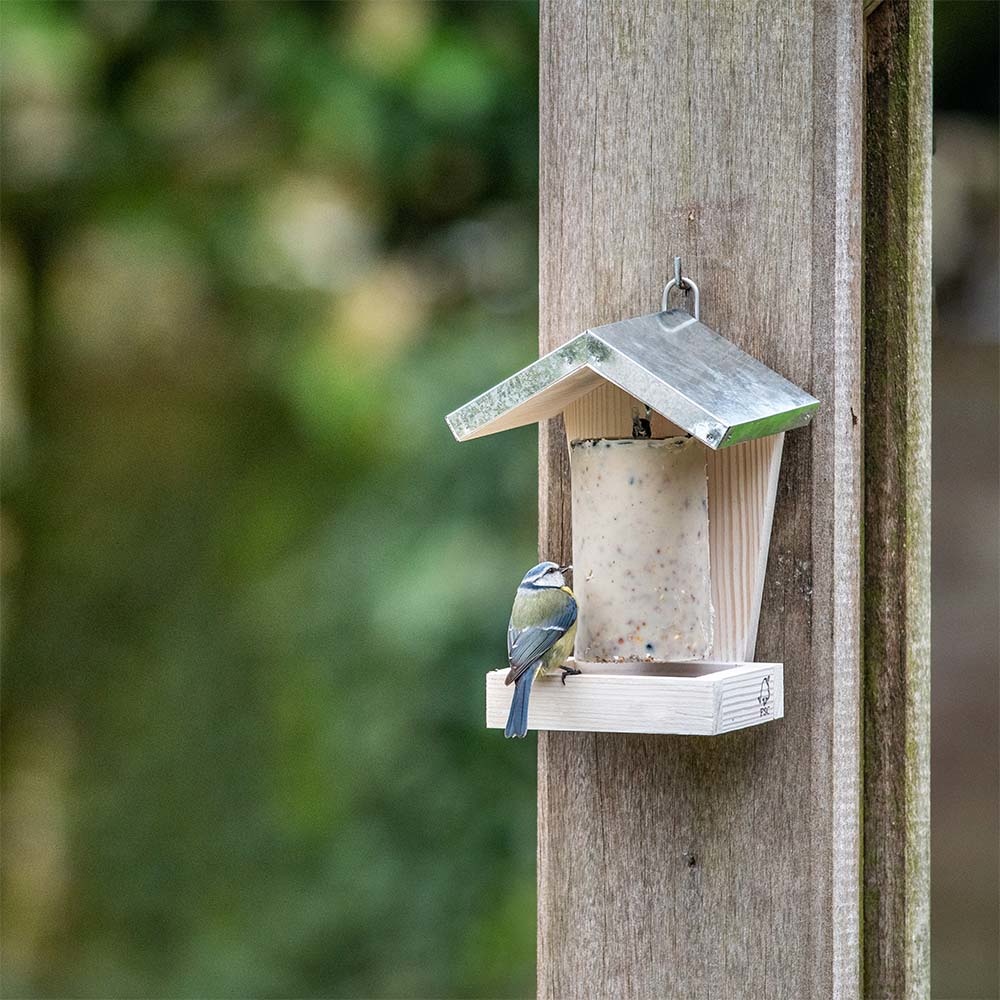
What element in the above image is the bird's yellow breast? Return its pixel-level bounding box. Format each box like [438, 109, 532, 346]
[537, 619, 577, 677]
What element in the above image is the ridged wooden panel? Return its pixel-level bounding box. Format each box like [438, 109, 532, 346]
[562, 381, 683, 441]
[707, 433, 785, 661]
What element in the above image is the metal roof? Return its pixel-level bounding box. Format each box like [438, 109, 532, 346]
[446, 308, 819, 449]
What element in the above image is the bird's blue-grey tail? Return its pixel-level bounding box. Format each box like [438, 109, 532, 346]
[505, 668, 536, 739]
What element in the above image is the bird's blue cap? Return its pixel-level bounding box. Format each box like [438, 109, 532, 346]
[520, 562, 572, 588]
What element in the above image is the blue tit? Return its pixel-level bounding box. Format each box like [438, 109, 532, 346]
[504, 561, 580, 739]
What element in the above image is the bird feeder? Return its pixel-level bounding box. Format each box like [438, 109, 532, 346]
[446, 271, 818, 736]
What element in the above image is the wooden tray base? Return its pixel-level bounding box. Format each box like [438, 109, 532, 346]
[485, 660, 783, 736]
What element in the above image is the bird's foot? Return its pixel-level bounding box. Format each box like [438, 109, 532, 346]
[560, 666, 582, 685]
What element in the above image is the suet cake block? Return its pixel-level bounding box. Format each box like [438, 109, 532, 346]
[570, 436, 714, 662]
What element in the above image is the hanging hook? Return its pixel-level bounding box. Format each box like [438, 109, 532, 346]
[674, 255, 685, 291]
[661, 256, 700, 320]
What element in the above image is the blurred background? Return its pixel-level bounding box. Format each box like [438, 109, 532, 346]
[930, 3, 998, 997]
[0, 2, 996, 998]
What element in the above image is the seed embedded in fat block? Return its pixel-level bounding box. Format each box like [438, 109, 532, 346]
[570, 437, 714, 662]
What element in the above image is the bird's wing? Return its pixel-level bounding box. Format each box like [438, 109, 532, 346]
[505, 589, 577, 686]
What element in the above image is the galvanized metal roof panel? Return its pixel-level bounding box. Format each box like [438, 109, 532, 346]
[445, 308, 819, 449]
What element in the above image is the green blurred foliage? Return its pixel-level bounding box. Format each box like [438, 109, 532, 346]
[933, 0, 998, 118]
[1, 2, 539, 997]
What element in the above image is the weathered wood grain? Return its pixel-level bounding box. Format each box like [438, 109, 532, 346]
[862, 2, 932, 998]
[536, 2, 869, 997]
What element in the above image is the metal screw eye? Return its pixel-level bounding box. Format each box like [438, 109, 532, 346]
[661, 256, 700, 319]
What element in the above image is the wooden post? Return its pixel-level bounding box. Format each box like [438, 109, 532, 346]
[863, 1, 932, 997]
[536, 2, 931, 998]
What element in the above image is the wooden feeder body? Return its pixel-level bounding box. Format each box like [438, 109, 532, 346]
[563, 384, 783, 667]
[447, 307, 818, 735]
